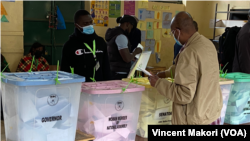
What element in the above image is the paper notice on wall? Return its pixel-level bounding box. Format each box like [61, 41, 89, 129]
[141, 31, 146, 42]
[91, 1, 109, 27]
[138, 1, 148, 8]
[154, 29, 161, 40]
[154, 11, 161, 20]
[154, 21, 162, 29]
[147, 30, 154, 39]
[137, 21, 146, 30]
[145, 39, 155, 54]
[124, 1, 135, 15]
[155, 40, 161, 53]
[162, 29, 171, 38]
[109, 1, 121, 18]
[162, 12, 172, 29]
[152, 5, 157, 10]
[146, 22, 153, 30]
[146, 10, 154, 19]
[138, 9, 146, 21]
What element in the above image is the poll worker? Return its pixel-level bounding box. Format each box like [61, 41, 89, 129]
[61, 10, 111, 82]
[149, 12, 222, 125]
[232, 10, 250, 73]
[173, 21, 198, 65]
[16, 42, 50, 72]
[105, 15, 142, 80]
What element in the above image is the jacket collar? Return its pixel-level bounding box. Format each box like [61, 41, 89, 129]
[185, 32, 200, 48]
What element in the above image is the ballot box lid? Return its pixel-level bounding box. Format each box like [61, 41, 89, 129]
[122, 77, 173, 88]
[81, 80, 145, 94]
[225, 72, 250, 83]
[1, 71, 85, 86]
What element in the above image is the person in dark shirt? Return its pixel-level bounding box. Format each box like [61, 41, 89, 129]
[173, 21, 198, 64]
[105, 15, 142, 80]
[232, 10, 250, 73]
[61, 10, 111, 82]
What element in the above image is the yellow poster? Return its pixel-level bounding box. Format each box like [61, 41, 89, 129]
[152, 5, 157, 10]
[154, 11, 161, 20]
[165, 6, 170, 10]
[138, 1, 148, 8]
[137, 21, 146, 30]
[162, 29, 171, 38]
[154, 29, 161, 40]
[155, 40, 161, 53]
[91, 1, 109, 27]
[154, 21, 162, 29]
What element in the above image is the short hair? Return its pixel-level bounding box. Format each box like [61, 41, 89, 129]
[193, 21, 198, 31]
[74, 10, 90, 23]
[29, 42, 44, 54]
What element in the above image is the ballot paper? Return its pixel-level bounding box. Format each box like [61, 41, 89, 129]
[128, 51, 151, 78]
[137, 67, 152, 76]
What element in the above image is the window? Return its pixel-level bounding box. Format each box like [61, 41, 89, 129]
[149, 0, 183, 4]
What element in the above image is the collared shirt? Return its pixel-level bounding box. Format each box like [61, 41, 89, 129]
[16, 53, 50, 72]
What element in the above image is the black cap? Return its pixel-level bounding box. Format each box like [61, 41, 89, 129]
[119, 15, 137, 29]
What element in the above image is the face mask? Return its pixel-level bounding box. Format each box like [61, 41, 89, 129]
[78, 24, 94, 34]
[34, 50, 43, 59]
[173, 30, 182, 46]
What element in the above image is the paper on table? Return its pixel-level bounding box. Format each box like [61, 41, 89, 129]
[155, 40, 161, 53]
[162, 29, 171, 38]
[154, 11, 161, 20]
[138, 9, 146, 21]
[154, 29, 161, 40]
[141, 31, 146, 41]
[154, 21, 162, 29]
[137, 21, 146, 30]
[146, 22, 153, 30]
[147, 30, 154, 39]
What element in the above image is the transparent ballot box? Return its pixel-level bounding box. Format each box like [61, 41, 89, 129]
[122, 77, 172, 138]
[78, 80, 145, 141]
[224, 73, 250, 125]
[1, 71, 85, 141]
[219, 78, 234, 125]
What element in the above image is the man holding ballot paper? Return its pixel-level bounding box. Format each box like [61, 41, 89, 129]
[148, 12, 223, 125]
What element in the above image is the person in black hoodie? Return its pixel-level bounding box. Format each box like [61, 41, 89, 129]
[105, 15, 142, 80]
[61, 10, 111, 82]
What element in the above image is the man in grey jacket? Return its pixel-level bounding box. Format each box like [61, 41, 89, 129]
[232, 10, 250, 73]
